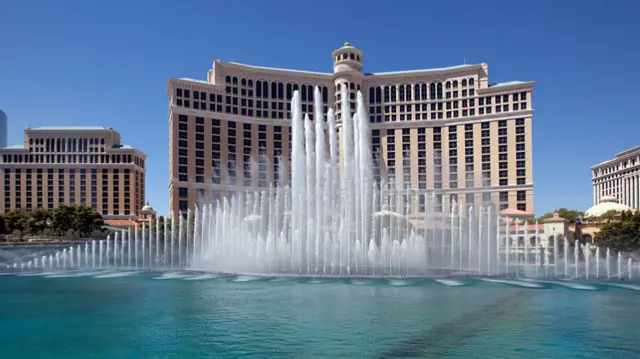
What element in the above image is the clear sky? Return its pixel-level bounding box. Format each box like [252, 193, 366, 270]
[1, 0, 638, 217]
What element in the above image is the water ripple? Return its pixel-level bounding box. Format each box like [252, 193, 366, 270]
[0, 275, 639, 358]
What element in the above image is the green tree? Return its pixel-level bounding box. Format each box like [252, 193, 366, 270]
[24, 208, 53, 235]
[537, 208, 584, 223]
[584, 209, 620, 223]
[594, 210, 640, 252]
[1, 210, 29, 235]
[0, 204, 105, 240]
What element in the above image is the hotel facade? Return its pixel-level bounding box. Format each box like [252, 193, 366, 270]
[591, 145, 640, 210]
[167, 42, 534, 216]
[0, 126, 147, 220]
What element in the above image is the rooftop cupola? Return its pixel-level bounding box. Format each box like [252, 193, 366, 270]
[332, 41, 364, 74]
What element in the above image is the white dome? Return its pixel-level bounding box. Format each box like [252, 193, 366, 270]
[141, 202, 154, 212]
[585, 196, 631, 217]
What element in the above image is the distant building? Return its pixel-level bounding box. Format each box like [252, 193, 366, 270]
[0, 109, 7, 148]
[0, 126, 147, 221]
[591, 146, 640, 210]
[104, 201, 157, 229]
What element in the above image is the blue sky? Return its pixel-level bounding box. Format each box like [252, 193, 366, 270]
[0, 0, 638, 216]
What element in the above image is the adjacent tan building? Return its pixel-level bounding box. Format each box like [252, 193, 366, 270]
[591, 146, 640, 210]
[0, 126, 147, 220]
[167, 42, 535, 216]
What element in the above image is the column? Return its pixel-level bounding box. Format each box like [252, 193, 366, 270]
[627, 176, 631, 207]
[624, 177, 628, 207]
[632, 173, 640, 209]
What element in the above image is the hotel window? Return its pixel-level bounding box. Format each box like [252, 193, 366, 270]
[499, 191, 509, 210]
[466, 193, 475, 209]
[386, 129, 396, 187]
[372, 129, 381, 183]
[515, 118, 526, 185]
[402, 128, 411, 189]
[433, 127, 442, 190]
[481, 122, 491, 187]
[227, 121, 237, 185]
[243, 123, 253, 186]
[417, 128, 427, 190]
[498, 120, 508, 186]
[464, 124, 474, 188]
[448, 126, 458, 189]
[482, 192, 492, 206]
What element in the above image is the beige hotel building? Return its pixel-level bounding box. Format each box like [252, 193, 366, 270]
[591, 145, 640, 210]
[167, 42, 534, 216]
[0, 126, 147, 220]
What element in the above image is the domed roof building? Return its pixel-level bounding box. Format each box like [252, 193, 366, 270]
[585, 195, 631, 218]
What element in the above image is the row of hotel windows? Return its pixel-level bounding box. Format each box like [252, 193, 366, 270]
[2, 168, 144, 215]
[593, 157, 640, 177]
[224, 76, 330, 102]
[404, 190, 528, 213]
[367, 80, 475, 104]
[173, 115, 528, 193]
[1, 153, 145, 167]
[175, 116, 283, 186]
[174, 83, 527, 123]
[175, 86, 329, 121]
[175, 188, 529, 213]
[370, 119, 527, 190]
[368, 92, 527, 122]
[29, 137, 107, 153]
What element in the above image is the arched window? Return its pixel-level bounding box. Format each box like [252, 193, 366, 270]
[248, 79, 253, 87]
[390, 85, 397, 101]
[421, 84, 427, 100]
[256, 81, 262, 97]
[307, 85, 313, 102]
[322, 87, 328, 102]
[241, 78, 246, 86]
[375, 87, 382, 103]
[453, 80, 458, 88]
[232, 77, 238, 84]
[445, 81, 451, 89]
[286, 84, 293, 99]
[301, 85, 307, 101]
[462, 79, 467, 87]
[399, 86, 405, 101]
[262, 81, 268, 98]
[437, 83, 443, 99]
[429, 83, 436, 99]
[529, 236, 538, 246]
[271, 82, 277, 99]
[469, 78, 475, 86]
[225, 76, 231, 83]
[405, 84, 412, 101]
[278, 83, 284, 99]
[369, 88, 375, 103]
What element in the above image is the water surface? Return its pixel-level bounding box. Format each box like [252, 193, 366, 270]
[0, 273, 638, 358]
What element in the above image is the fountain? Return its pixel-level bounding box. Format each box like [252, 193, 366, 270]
[1, 87, 638, 282]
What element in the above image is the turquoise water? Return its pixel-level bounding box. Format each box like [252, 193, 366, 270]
[0, 272, 639, 358]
